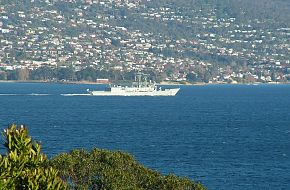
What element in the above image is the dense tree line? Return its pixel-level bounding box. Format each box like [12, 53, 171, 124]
[0, 66, 164, 83]
[0, 125, 206, 190]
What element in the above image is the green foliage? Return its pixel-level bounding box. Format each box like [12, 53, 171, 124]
[0, 71, 7, 80]
[6, 70, 18, 80]
[0, 124, 67, 190]
[186, 73, 198, 83]
[76, 67, 97, 81]
[30, 66, 55, 81]
[0, 125, 206, 189]
[50, 148, 206, 190]
[57, 67, 75, 81]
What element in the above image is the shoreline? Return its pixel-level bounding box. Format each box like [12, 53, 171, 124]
[158, 81, 290, 86]
[0, 80, 102, 85]
[0, 80, 289, 86]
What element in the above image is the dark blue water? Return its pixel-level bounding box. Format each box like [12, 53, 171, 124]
[0, 83, 289, 190]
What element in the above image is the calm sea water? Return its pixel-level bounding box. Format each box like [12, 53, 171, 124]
[0, 82, 289, 189]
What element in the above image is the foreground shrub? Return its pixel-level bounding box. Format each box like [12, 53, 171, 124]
[0, 124, 67, 189]
[0, 125, 206, 190]
[51, 149, 206, 190]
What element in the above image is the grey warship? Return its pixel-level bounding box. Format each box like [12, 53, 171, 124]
[87, 73, 180, 96]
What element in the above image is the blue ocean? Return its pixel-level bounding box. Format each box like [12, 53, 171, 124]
[0, 82, 289, 190]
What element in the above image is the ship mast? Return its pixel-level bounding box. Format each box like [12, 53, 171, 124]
[134, 72, 150, 88]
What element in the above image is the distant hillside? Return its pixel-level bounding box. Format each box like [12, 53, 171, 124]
[114, 0, 290, 39]
[0, 0, 289, 83]
[212, 0, 290, 26]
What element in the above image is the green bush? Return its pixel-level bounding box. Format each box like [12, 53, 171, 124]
[0, 124, 67, 190]
[50, 149, 206, 190]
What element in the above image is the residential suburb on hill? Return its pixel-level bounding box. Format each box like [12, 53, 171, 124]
[0, 0, 290, 83]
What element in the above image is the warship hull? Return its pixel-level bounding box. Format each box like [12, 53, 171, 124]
[88, 87, 180, 96]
